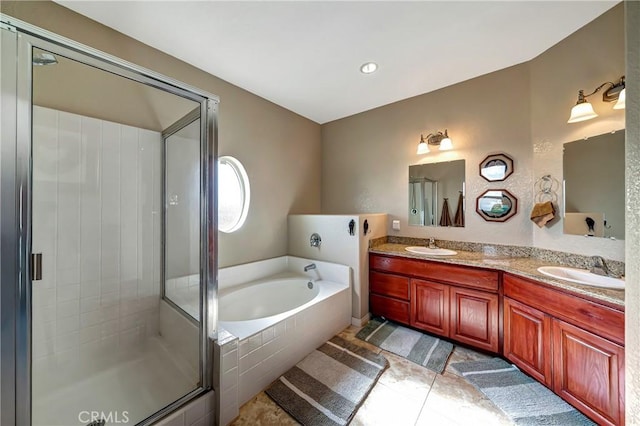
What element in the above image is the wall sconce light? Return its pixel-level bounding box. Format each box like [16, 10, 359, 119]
[417, 129, 453, 154]
[567, 76, 625, 123]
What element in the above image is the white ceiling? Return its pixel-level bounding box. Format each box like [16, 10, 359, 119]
[56, 1, 619, 124]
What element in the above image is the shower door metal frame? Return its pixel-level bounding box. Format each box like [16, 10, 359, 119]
[0, 14, 219, 426]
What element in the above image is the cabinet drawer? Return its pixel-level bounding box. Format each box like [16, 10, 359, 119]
[370, 271, 409, 300]
[370, 294, 410, 325]
[504, 274, 624, 345]
[370, 254, 498, 292]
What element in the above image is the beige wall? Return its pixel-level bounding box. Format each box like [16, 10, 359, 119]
[321, 4, 625, 261]
[322, 61, 533, 247]
[625, 1, 640, 423]
[530, 4, 625, 260]
[1, 1, 322, 268]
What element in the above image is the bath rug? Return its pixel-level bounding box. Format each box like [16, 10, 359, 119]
[265, 335, 388, 426]
[355, 316, 453, 374]
[450, 357, 595, 425]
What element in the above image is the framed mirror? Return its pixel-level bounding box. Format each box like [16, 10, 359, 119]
[563, 130, 624, 239]
[479, 153, 514, 182]
[476, 189, 518, 222]
[408, 160, 465, 227]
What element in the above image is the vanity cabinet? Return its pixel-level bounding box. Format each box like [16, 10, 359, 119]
[503, 273, 624, 426]
[370, 254, 500, 353]
[370, 252, 625, 425]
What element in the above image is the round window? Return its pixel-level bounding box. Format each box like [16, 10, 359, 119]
[218, 156, 250, 233]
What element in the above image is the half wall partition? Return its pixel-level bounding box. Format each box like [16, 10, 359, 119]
[1, 16, 218, 426]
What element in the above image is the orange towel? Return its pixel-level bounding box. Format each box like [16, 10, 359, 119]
[530, 201, 555, 228]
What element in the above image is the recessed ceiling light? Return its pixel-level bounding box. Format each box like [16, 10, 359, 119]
[360, 62, 378, 74]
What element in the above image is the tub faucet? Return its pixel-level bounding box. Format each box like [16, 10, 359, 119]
[304, 263, 316, 272]
[589, 256, 618, 278]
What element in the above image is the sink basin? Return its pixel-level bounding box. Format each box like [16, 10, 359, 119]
[537, 266, 624, 290]
[405, 246, 457, 256]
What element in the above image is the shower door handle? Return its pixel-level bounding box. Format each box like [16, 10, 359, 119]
[30, 253, 42, 281]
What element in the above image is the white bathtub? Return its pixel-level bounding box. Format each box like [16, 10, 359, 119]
[215, 256, 352, 425]
[220, 274, 319, 321]
[218, 272, 347, 340]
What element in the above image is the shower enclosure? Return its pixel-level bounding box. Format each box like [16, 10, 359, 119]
[1, 16, 218, 426]
[409, 178, 437, 226]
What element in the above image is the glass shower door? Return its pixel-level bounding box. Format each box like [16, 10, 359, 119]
[24, 36, 215, 426]
[163, 113, 202, 321]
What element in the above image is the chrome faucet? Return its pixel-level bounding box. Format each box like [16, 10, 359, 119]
[428, 237, 437, 249]
[304, 263, 316, 272]
[589, 256, 618, 278]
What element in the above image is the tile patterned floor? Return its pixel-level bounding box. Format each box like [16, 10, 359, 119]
[230, 325, 514, 425]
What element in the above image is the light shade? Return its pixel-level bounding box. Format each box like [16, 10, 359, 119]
[568, 101, 598, 123]
[417, 136, 429, 154]
[439, 137, 453, 150]
[613, 88, 625, 110]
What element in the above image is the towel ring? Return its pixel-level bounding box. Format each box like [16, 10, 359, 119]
[535, 175, 559, 203]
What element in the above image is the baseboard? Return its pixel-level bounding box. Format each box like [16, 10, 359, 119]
[351, 312, 371, 327]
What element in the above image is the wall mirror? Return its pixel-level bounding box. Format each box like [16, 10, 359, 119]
[479, 153, 514, 182]
[563, 130, 624, 239]
[476, 189, 518, 222]
[408, 160, 465, 227]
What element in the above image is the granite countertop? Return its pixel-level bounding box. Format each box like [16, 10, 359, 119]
[369, 243, 625, 307]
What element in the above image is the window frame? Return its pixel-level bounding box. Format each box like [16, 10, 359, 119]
[218, 155, 250, 233]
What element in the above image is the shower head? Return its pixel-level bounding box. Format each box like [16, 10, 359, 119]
[33, 52, 58, 66]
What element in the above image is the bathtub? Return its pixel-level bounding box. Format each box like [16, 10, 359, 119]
[218, 272, 347, 340]
[215, 256, 352, 425]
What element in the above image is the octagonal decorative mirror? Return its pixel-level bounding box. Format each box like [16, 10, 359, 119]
[476, 189, 518, 222]
[479, 153, 514, 182]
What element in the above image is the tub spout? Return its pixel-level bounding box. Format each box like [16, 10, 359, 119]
[304, 263, 316, 272]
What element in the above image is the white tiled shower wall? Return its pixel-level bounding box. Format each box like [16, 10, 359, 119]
[31, 106, 162, 372]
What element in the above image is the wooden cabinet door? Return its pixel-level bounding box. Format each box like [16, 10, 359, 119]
[503, 297, 552, 387]
[410, 279, 450, 336]
[553, 319, 624, 426]
[450, 287, 499, 353]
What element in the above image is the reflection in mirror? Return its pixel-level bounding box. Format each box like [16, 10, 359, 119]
[479, 153, 514, 182]
[476, 189, 518, 222]
[409, 160, 465, 227]
[563, 130, 624, 239]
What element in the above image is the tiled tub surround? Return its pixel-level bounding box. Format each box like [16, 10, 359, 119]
[371, 236, 624, 306]
[31, 106, 201, 425]
[215, 256, 352, 425]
